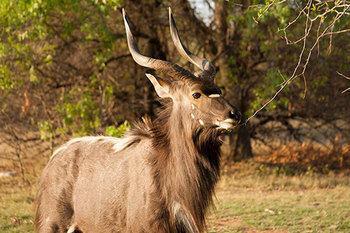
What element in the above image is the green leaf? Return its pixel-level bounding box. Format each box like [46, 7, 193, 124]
[105, 121, 130, 137]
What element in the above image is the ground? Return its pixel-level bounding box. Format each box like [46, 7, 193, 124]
[1, 160, 350, 233]
[208, 167, 350, 233]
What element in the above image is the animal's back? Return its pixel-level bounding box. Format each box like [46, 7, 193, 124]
[35, 136, 154, 233]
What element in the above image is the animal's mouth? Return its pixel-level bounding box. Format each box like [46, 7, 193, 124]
[215, 119, 237, 131]
[215, 119, 237, 142]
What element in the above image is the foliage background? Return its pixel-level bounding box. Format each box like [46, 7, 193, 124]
[0, 0, 349, 173]
[0, 0, 350, 232]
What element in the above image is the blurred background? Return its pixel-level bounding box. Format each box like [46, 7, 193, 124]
[0, 0, 350, 232]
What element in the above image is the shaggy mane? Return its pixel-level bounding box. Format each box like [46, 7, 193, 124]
[127, 98, 222, 231]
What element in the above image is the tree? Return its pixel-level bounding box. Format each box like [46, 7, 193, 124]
[0, 0, 349, 164]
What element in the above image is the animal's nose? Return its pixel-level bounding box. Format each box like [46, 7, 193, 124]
[229, 109, 241, 123]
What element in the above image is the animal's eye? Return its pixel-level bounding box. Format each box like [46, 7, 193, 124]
[192, 92, 201, 99]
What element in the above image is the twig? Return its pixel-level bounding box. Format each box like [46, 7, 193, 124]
[245, 0, 350, 122]
[337, 71, 350, 93]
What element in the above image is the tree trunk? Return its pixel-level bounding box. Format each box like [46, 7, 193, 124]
[214, 0, 230, 86]
[233, 126, 253, 160]
[214, 0, 253, 160]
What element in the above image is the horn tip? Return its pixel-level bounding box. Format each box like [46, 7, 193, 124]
[122, 8, 128, 21]
[168, 7, 175, 27]
[122, 8, 130, 29]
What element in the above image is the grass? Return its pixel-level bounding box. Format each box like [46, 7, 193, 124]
[208, 162, 350, 233]
[1, 161, 350, 232]
[209, 184, 350, 232]
[0, 177, 36, 233]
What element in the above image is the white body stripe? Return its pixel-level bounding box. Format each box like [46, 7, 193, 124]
[172, 202, 198, 233]
[67, 224, 77, 233]
[51, 136, 134, 160]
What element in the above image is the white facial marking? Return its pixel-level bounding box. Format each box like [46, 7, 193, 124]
[216, 118, 235, 130]
[208, 94, 221, 98]
[190, 113, 195, 119]
[191, 104, 195, 110]
[199, 119, 204, 126]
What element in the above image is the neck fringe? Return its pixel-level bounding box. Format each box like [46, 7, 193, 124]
[126, 100, 222, 232]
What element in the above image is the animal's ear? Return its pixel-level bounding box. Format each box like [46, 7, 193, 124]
[145, 73, 171, 98]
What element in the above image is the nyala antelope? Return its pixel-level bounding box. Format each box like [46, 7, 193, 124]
[35, 8, 241, 233]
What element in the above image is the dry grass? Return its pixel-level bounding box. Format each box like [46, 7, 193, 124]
[254, 142, 350, 174]
[208, 161, 350, 232]
[208, 185, 350, 232]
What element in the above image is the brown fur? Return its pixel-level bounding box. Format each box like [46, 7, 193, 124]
[35, 98, 225, 233]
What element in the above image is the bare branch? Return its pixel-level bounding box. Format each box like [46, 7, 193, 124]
[246, 0, 350, 122]
[337, 71, 350, 93]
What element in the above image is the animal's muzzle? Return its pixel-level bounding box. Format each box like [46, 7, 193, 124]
[229, 109, 241, 124]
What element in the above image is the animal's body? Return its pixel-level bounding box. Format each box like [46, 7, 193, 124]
[35, 8, 241, 233]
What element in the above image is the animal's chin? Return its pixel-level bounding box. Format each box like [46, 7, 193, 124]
[195, 121, 236, 144]
[217, 129, 232, 143]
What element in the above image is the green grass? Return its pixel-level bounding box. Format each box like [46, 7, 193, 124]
[1, 162, 350, 233]
[0, 177, 36, 233]
[208, 187, 350, 232]
[207, 162, 350, 232]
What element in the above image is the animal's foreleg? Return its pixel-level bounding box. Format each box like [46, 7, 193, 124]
[173, 202, 200, 233]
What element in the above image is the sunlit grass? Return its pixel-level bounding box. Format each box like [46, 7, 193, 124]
[0, 177, 36, 233]
[1, 161, 350, 232]
[209, 186, 350, 232]
[207, 162, 350, 232]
